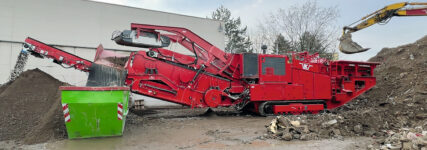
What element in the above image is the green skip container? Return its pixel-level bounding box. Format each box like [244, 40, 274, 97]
[60, 86, 130, 139]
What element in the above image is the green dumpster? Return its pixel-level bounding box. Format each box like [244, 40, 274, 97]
[59, 86, 130, 139]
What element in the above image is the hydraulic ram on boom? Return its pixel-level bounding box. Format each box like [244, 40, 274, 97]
[339, 2, 427, 54]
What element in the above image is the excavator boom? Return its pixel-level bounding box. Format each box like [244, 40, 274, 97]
[339, 2, 427, 54]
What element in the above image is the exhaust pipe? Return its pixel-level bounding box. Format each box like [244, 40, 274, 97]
[339, 32, 370, 54]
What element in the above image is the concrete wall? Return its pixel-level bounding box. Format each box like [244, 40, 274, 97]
[0, 0, 225, 85]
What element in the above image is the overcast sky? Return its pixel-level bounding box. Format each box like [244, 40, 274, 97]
[92, 0, 427, 61]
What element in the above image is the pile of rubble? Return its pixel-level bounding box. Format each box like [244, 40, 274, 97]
[265, 35, 427, 149]
[266, 115, 346, 141]
[369, 128, 427, 150]
[266, 116, 318, 141]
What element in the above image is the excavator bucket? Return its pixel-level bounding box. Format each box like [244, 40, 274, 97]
[339, 33, 370, 54]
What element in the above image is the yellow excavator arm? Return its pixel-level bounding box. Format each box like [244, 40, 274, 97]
[339, 2, 427, 54]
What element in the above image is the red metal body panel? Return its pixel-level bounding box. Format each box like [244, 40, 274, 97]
[125, 51, 236, 108]
[130, 23, 234, 78]
[258, 54, 291, 83]
[273, 104, 324, 115]
[22, 23, 379, 115]
[24, 38, 92, 72]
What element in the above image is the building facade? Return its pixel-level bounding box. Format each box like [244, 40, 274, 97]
[0, 0, 225, 85]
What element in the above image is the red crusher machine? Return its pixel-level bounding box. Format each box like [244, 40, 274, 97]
[21, 23, 379, 115]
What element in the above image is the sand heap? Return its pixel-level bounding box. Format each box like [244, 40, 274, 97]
[0, 68, 67, 144]
[266, 36, 427, 149]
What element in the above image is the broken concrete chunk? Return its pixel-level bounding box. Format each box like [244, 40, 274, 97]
[299, 134, 308, 141]
[267, 118, 278, 134]
[301, 125, 310, 134]
[277, 116, 291, 128]
[322, 119, 337, 128]
[402, 142, 412, 150]
[332, 129, 341, 136]
[353, 124, 363, 133]
[292, 133, 301, 139]
[290, 121, 300, 127]
[282, 132, 293, 141]
[413, 137, 427, 146]
[400, 72, 408, 78]
[367, 144, 374, 150]
[406, 132, 417, 140]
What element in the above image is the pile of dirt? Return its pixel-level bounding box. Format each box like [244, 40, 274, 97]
[0, 83, 8, 95]
[341, 35, 427, 131]
[333, 35, 427, 133]
[266, 35, 427, 148]
[0, 68, 67, 144]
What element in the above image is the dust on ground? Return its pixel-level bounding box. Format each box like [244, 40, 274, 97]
[0, 69, 67, 145]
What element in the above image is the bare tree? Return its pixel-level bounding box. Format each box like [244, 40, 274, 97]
[255, 1, 339, 58]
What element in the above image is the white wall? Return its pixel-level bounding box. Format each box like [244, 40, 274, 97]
[0, 0, 224, 106]
[0, 0, 225, 85]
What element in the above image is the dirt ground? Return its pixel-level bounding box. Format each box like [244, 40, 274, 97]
[0, 107, 374, 150]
